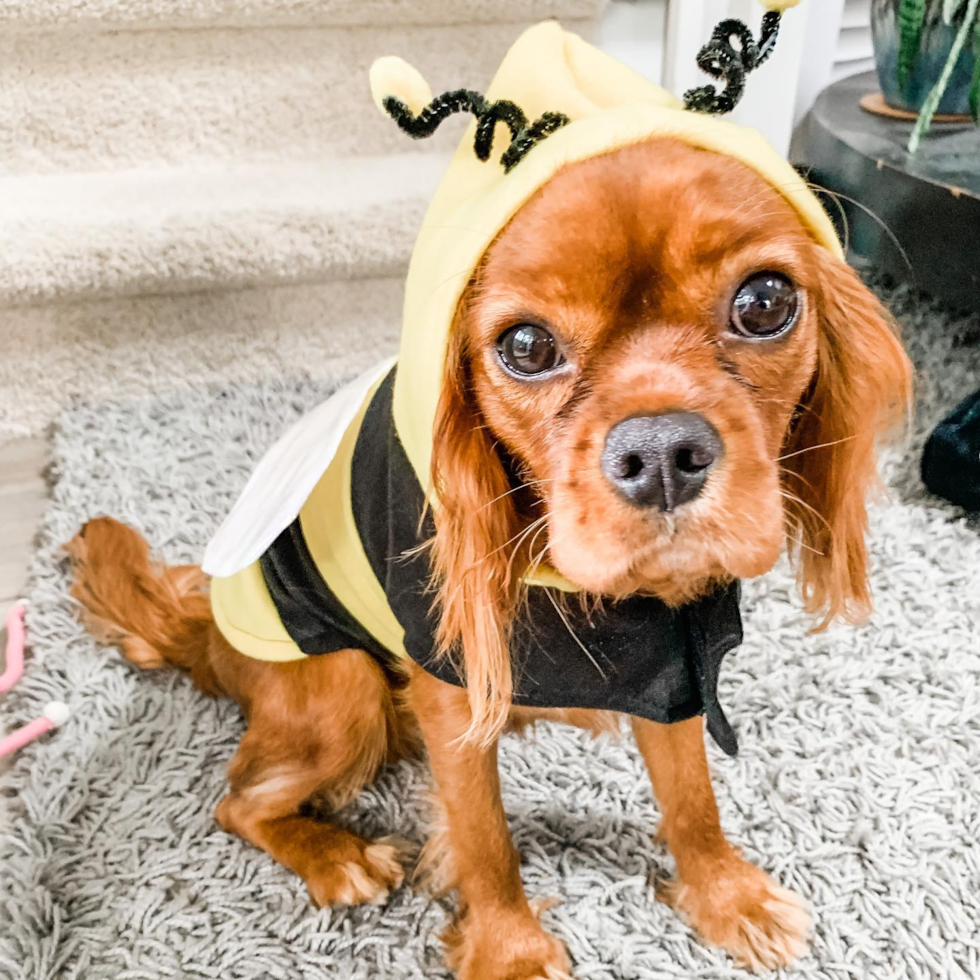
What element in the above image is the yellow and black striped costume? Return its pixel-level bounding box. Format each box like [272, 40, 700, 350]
[205, 11, 842, 758]
[211, 368, 745, 755]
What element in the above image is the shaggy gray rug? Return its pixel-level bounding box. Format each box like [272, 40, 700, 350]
[1, 283, 978, 980]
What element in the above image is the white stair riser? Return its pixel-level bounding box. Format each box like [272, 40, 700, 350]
[0, 19, 596, 175]
[0, 277, 404, 441]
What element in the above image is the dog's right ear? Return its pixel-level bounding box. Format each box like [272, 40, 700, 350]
[429, 320, 522, 747]
[781, 251, 912, 628]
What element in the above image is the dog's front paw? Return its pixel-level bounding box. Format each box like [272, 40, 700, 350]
[305, 838, 405, 908]
[658, 860, 810, 971]
[444, 907, 571, 980]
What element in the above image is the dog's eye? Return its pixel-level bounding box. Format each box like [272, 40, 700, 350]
[497, 324, 563, 376]
[730, 273, 799, 339]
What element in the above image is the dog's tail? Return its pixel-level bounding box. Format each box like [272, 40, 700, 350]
[67, 517, 222, 694]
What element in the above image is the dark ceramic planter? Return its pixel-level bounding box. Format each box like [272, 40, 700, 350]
[872, 0, 976, 113]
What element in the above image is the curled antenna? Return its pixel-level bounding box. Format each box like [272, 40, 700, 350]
[372, 3, 799, 172]
[683, 10, 783, 115]
[382, 89, 570, 173]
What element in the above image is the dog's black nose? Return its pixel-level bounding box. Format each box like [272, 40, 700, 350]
[601, 412, 722, 511]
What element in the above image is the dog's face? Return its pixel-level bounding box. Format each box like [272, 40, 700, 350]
[431, 137, 911, 739]
[461, 140, 822, 602]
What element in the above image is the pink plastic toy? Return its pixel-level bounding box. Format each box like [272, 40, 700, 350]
[0, 601, 70, 758]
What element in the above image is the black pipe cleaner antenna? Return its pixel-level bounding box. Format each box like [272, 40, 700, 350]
[683, 10, 784, 115]
[381, 89, 570, 173]
[376, 6, 793, 170]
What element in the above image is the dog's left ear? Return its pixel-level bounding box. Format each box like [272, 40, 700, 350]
[428, 322, 523, 746]
[782, 251, 912, 627]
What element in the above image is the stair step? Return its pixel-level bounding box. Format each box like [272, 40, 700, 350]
[0, 18, 599, 174]
[1, 277, 405, 441]
[0, 0, 606, 33]
[0, 154, 448, 307]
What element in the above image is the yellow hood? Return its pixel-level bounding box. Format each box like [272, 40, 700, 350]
[371, 18, 843, 496]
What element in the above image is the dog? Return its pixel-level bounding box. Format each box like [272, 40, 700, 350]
[67, 137, 911, 979]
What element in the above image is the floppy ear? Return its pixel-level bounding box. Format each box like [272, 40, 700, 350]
[782, 253, 912, 627]
[429, 321, 523, 746]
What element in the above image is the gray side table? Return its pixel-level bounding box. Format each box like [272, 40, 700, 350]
[797, 71, 980, 314]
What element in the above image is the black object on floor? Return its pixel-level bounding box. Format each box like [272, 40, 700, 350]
[922, 387, 980, 513]
[797, 71, 980, 316]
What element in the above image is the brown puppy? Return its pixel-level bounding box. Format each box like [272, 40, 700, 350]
[68, 139, 911, 979]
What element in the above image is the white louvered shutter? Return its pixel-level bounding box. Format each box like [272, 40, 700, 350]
[833, 0, 876, 83]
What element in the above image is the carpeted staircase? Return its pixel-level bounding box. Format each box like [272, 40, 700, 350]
[0, 0, 606, 441]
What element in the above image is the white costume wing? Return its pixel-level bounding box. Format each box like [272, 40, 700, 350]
[203, 357, 396, 578]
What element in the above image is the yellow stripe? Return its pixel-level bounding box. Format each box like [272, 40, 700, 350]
[523, 565, 579, 592]
[210, 561, 308, 662]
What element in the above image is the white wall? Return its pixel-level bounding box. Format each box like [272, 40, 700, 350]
[598, 0, 668, 82]
[797, 0, 875, 122]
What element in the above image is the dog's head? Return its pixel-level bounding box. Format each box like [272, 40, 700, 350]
[430, 138, 911, 741]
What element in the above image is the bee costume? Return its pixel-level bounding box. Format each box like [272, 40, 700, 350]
[205, 0, 842, 757]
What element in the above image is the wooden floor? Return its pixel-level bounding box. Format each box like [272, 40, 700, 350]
[0, 438, 48, 609]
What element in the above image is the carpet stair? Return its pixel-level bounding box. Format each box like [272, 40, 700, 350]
[0, 0, 606, 439]
[0, 153, 446, 307]
[0, 4, 605, 174]
[0, 152, 447, 440]
[0, 0, 605, 33]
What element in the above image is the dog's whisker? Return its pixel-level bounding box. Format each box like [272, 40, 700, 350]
[779, 489, 831, 534]
[782, 511, 826, 557]
[777, 465, 819, 495]
[505, 514, 551, 583]
[793, 535, 826, 558]
[529, 527, 551, 568]
[805, 181, 912, 276]
[523, 522, 553, 577]
[493, 515, 548, 558]
[443, 515, 549, 613]
[514, 522, 560, 620]
[542, 586, 607, 681]
[453, 519, 548, 596]
[777, 435, 858, 462]
[480, 479, 554, 512]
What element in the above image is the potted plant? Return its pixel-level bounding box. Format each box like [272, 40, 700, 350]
[872, 0, 980, 150]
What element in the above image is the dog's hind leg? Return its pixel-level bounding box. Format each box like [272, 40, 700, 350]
[68, 517, 419, 908]
[214, 639, 419, 908]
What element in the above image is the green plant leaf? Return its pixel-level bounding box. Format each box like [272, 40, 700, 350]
[910, 0, 980, 150]
[899, 0, 927, 90]
[969, 18, 980, 122]
[943, 0, 967, 25]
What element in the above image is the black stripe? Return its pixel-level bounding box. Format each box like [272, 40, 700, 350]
[347, 368, 450, 681]
[259, 517, 393, 665]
